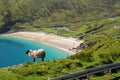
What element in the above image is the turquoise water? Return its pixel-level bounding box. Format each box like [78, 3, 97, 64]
[0, 36, 69, 68]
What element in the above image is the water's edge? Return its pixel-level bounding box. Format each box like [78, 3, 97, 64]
[0, 36, 69, 68]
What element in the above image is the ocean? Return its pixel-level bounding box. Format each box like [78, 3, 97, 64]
[0, 36, 69, 68]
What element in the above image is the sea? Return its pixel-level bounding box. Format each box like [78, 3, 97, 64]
[0, 36, 69, 68]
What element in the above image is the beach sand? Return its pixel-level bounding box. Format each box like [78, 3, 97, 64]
[3, 32, 84, 54]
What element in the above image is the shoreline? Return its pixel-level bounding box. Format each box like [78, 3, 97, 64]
[2, 31, 84, 55]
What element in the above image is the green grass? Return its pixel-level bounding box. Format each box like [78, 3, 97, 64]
[1, 0, 120, 33]
[0, 0, 120, 79]
[69, 37, 120, 64]
[0, 59, 83, 80]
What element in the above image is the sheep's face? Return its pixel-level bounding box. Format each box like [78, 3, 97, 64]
[26, 50, 32, 54]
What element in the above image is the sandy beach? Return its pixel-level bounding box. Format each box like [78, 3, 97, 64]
[3, 32, 84, 54]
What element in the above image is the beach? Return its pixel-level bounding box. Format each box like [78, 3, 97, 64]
[3, 32, 84, 54]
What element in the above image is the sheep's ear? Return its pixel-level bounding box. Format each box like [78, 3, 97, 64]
[26, 50, 30, 54]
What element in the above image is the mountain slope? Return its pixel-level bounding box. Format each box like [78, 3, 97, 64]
[0, 0, 120, 33]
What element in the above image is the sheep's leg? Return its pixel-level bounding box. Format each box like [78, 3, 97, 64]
[41, 58, 44, 61]
[33, 58, 36, 62]
[41, 52, 45, 61]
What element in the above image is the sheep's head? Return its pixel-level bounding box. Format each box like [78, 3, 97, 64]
[26, 50, 32, 54]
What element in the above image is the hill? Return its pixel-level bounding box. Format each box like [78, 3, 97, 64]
[0, 0, 120, 79]
[0, 0, 120, 33]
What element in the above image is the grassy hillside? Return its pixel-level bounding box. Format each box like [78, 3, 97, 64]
[0, 59, 83, 80]
[0, 37, 120, 80]
[0, 0, 120, 80]
[0, 0, 119, 41]
[0, 0, 120, 33]
[69, 37, 120, 65]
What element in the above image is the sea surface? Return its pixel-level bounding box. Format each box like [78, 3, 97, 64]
[0, 36, 69, 68]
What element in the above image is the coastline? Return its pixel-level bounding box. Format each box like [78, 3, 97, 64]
[2, 31, 84, 55]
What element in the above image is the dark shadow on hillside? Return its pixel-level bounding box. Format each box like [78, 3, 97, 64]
[0, 21, 16, 33]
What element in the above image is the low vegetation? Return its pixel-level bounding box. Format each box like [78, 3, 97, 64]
[0, 59, 83, 80]
[0, 0, 120, 79]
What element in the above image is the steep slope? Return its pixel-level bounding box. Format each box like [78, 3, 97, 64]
[0, 0, 120, 33]
[69, 37, 120, 64]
